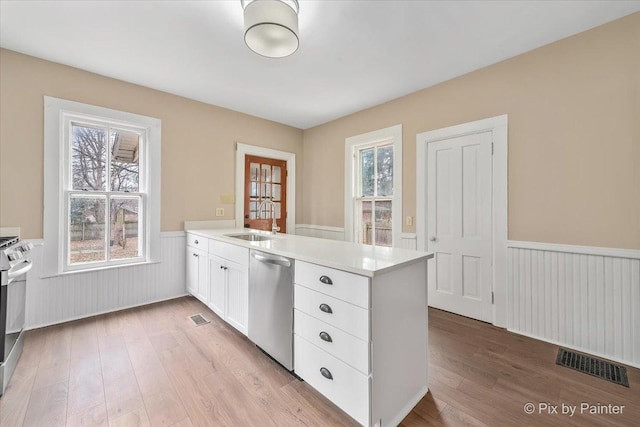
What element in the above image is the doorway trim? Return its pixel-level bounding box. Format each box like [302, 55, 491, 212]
[235, 143, 296, 234]
[416, 115, 508, 327]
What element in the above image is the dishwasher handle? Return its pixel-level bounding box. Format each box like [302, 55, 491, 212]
[251, 251, 291, 268]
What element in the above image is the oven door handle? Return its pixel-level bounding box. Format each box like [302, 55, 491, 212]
[8, 259, 33, 280]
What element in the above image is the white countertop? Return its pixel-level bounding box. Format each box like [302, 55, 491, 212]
[187, 228, 433, 277]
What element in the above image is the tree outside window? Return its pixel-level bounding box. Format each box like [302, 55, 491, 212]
[68, 123, 143, 265]
[357, 143, 393, 247]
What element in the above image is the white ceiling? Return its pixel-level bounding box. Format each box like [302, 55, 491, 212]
[1, 1, 638, 129]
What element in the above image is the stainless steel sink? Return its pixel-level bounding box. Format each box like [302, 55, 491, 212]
[225, 233, 274, 242]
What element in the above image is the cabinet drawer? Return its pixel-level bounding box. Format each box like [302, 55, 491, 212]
[295, 261, 369, 309]
[187, 233, 208, 251]
[295, 285, 369, 341]
[294, 335, 369, 426]
[209, 239, 249, 266]
[294, 309, 369, 374]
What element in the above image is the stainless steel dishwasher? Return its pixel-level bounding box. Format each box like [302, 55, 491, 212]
[248, 250, 294, 370]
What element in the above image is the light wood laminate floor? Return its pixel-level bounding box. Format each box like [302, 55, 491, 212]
[1, 297, 638, 426]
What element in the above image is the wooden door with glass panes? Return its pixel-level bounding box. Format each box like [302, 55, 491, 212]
[244, 155, 287, 233]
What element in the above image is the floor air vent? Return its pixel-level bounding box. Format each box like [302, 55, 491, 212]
[189, 314, 210, 327]
[556, 348, 629, 387]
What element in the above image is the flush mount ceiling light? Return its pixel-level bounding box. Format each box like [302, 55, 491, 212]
[241, 0, 299, 58]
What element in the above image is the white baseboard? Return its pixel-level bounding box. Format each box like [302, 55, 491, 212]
[26, 294, 189, 331]
[508, 329, 639, 370]
[385, 385, 429, 427]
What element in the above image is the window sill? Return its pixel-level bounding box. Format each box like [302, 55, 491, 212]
[40, 259, 161, 279]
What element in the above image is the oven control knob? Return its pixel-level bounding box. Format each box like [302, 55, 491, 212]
[8, 252, 22, 261]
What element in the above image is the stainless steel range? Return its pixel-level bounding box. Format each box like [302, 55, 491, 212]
[0, 236, 33, 396]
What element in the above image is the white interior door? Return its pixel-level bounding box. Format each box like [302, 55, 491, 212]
[427, 131, 493, 322]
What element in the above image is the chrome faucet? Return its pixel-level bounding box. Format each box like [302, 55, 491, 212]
[257, 199, 280, 234]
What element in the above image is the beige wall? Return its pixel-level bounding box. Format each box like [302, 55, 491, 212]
[2, 13, 639, 248]
[0, 49, 303, 239]
[302, 13, 640, 249]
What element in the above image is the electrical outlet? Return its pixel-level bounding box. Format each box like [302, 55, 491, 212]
[215, 208, 224, 217]
[406, 216, 413, 226]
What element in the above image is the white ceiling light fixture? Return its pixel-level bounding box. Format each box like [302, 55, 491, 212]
[241, 0, 299, 58]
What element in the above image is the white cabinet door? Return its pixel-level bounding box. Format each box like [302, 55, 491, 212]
[186, 247, 198, 295]
[187, 247, 207, 303]
[208, 254, 226, 318]
[197, 248, 209, 304]
[225, 259, 248, 334]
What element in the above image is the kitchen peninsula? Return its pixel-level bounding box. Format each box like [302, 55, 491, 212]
[186, 228, 433, 427]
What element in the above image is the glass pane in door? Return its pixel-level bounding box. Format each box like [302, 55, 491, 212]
[262, 164, 271, 182]
[272, 166, 281, 183]
[250, 163, 260, 181]
[272, 184, 281, 201]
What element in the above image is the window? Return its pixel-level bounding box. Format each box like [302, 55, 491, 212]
[44, 97, 161, 275]
[345, 125, 402, 247]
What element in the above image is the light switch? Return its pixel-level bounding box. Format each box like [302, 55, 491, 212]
[406, 216, 413, 226]
[215, 208, 224, 217]
[220, 194, 235, 204]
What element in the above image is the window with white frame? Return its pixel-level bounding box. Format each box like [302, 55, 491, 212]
[345, 125, 402, 247]
[44, 97, 161, 275]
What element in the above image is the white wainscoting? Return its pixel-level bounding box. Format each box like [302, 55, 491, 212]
[295, 224, 345, 241]
[25, 231, 187, 329]
[400, 233, 418, 250]
[507, 241, 640, 368]
[294, 225, 421, 252]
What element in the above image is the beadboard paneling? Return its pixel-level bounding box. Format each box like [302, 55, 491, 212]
[400, 234, 418, 250]
[25, 232, 187, 329]
[295, 224, 345, 241]
[295, 225, 421, 252]
[507, 242, 640, 368]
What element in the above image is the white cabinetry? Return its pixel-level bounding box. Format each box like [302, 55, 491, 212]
[294, 259, 428, 427]
[207, 255, 226, 317]
[207, 239, 249, 335]
[186, 233, 249, 336]
[186, 244, 208, 303]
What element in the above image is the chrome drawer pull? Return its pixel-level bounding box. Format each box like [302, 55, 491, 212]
[319, 303, 333, 314]
[320, 367, 333, 380]
[319, 275, 333, 285]
[194, 239, 199, 244]
[319, 331, 333, 343]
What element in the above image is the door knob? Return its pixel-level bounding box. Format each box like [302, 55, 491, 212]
[429, 236, 437, 242]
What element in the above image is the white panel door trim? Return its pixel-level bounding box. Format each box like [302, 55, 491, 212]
[417, 115, 508, 327]
[235, 143, 296, 234]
